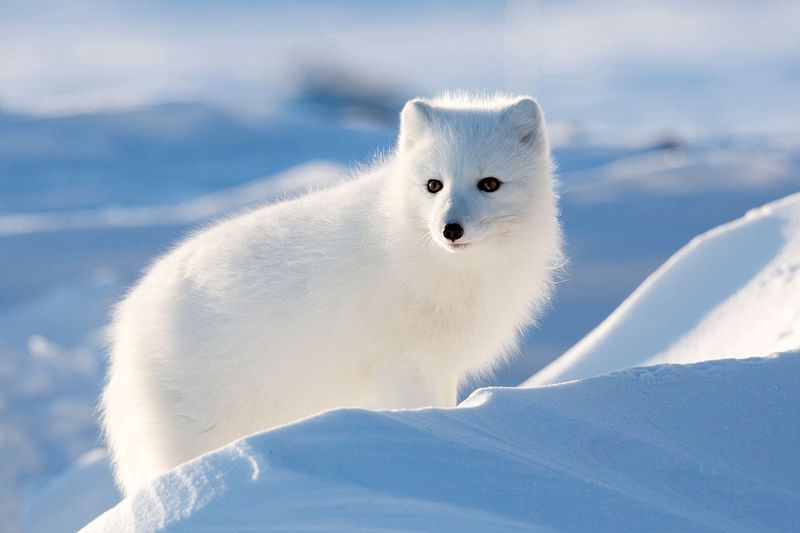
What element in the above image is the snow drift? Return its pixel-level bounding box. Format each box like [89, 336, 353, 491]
[84, 352, 800, 532]
[529, 191, 800, 386]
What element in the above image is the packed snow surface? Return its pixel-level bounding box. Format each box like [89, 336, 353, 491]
[529, 191, 800, 386]
[85, 352, 800, 532]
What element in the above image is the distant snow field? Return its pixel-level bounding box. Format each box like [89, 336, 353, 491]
[0, 161, 343, 237]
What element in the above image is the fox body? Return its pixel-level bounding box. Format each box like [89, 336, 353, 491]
[102, 94, 562, 494]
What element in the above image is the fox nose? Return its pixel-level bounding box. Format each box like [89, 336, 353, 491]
[443, 223, 464, 242]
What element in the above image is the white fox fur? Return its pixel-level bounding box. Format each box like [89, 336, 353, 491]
[102, 94, 563, 495]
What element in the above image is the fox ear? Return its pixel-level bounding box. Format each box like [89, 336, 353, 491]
[503, 97, 544, 147]
[399, 99, 433, 151]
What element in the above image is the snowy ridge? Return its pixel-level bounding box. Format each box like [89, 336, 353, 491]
[528, 191, 800, 386]
[0, 161, 341, 236]
[84, 352, 800, 532]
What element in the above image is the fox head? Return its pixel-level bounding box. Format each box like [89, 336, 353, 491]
[395, 95, 555, 255]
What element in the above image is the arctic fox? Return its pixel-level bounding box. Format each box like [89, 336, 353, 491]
[102, 94, 562, 495]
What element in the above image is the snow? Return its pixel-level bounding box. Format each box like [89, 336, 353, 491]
[566, 142, 795, 198]
[0, 161, 341, 236]
[19, 449, 119, 533]
[529, 192, 800, 386]
[0, 274, 121, 529]
[83, 352, 800, 532]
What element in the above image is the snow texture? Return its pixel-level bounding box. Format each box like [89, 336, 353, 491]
[84, 352, 800, 532]
[530, 191, 800, 386]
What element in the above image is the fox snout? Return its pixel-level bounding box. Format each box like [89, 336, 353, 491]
[443, 223, 464, 242]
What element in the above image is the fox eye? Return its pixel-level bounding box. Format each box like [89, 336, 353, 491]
[427, 179, 443, 194]
[478, 177, 502, 192]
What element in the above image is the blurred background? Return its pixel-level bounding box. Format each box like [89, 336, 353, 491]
[1, 0, 799, 529]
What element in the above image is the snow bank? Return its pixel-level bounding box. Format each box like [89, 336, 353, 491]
[529, 192, 800, 386]
[84, 352, 800, 532]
